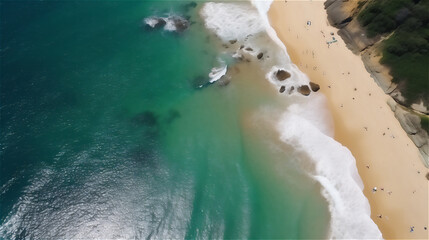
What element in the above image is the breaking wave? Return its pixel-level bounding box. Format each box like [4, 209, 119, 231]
[201, 1, 382, 239]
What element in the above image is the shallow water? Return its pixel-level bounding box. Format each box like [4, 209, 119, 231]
[0, 1, 331, 239]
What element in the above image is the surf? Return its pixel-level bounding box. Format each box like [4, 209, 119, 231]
[201, 0, 382, 238]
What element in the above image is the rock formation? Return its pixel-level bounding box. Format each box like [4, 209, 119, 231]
[298, 85, 311, 96]
[309, 82, 320, 92]
[275, 70, 291, 81]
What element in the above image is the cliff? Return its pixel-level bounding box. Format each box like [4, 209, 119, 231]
[324, 0, 428, 167]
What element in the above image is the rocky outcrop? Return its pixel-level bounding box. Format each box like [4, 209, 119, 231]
[411, 101, 429, 115]
[183, 1, 197, 11]
[298, 85, 311, 96]
[388, 99, 428, 167]
[257, 52, 264, 59]
[143, 17, 166, 30]
[309, 82, 320, 92]
[324, 0, 351, 28]
[143, 16, 190, 33]
[171, 16, 190, 32]
[325, 0, 429, 165]
[279, 86, 286, 93]
[325, 0, 378, 53]
[361, 50, 395, 92]
[275, 70, 291, 81]
[325, 1, 428, 113]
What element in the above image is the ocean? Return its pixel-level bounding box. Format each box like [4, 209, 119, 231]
[0, 0, 380, 239]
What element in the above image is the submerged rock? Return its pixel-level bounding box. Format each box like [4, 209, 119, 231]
[143, 16, 189, 33]
[229, 39, 237, 44]
[166, 109, 181, 124]
[309, 82, 320, 92]
[276, 70, 291, 81]
[289, 86, 295, 94]
[143, 17, 166, 29]
[245, 47, 253, 51]
[298, 85, 311, 96]
[132, 111, 158, 126]
[183, 1, 197, 10]
[279, 86, 286, 93]
[257, 52, 263, 59]
[170, 16, 190, 32]
[217, 77, 231, 87]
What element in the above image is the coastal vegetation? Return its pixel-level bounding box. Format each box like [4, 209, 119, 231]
[358, 0, 429, 105]
[421, 115, 429, 133]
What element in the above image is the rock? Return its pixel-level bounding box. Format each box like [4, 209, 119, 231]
[298, 85, 311, 96]
[184, 1, 197, 10]
[275, 70, 291, 81]
[324, 0, 352, 28]
[394, 107, 420, 135]
[257, 52, 263, 59]
[338, 19, 379, 53]
[279, 86, 286, 93]
[390, 99, 429, 166]
[411, 100, 429, 115]
[245, 47, 253, 51]
[132, 111, 158, 126]
[144, 16, 189, 33]
[166, 109, 181, 124]
[218, 78, 231, 87]
[232, 52, 243, 60]
[144, 17, 166, 29]
[289, 86, 295, 94]
[239, 45, 244, 49]
[387, 98, 397, 112]
[309, 82, 320, 92]
[409, 132, 427, 148]
[154, 18, 166, 29]
[171, 16, 190, 32]
[389, 88, 406, 105]
[229, 39, 237, 44]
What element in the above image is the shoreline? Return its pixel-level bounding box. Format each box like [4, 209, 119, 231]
[268, 0, 428, 239]
[323, 0, 429, 164]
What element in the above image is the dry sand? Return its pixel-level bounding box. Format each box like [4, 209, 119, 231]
[268, 0, 428, 239]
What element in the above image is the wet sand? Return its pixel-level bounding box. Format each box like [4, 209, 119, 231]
[268, 0, 428, 239]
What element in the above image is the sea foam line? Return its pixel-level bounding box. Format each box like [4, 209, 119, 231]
[251, 0, 382, 238]
[201, 0, 382, 238]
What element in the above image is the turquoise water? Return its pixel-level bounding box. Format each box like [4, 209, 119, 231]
[0, 1, 329, 239]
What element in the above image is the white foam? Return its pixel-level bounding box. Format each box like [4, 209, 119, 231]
[250, 0, 290, 61]
[201, 1, 382, 238]
[144, 17, 160, 28]
[144, 16, 188, 32]
[255, 0, 382, 238]
[209, 60, 227, 83]
[278, 101, 381, 239]
[163, 17, 177, 32]
[201, 2, 265, 42]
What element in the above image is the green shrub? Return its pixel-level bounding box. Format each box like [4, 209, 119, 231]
[421, 115, 429, 134]
[358, 0, 429, 105]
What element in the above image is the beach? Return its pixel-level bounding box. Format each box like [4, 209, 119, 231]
[1, 0, 427, 238]
[269, 0, 428, 239]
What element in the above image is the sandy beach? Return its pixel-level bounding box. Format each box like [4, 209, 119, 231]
[268, 0, 428, 239]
